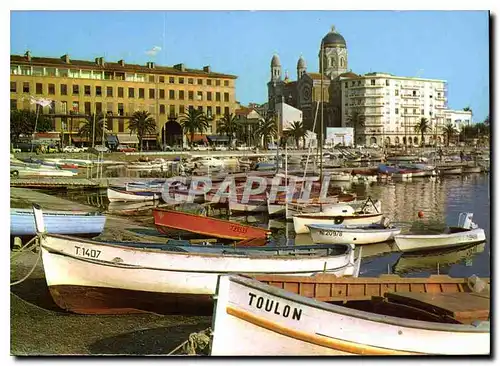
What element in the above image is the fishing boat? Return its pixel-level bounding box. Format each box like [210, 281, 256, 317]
[32, 206, 360, 315]
[293, 210, 384, 235]
[10, 208, 105, 238]
[152, 208, 270, 241]
[394, 213, 486, 252]
[210, 275, 490, 355]
[307, 222, 401, 245]
[107, 186, 161, 202]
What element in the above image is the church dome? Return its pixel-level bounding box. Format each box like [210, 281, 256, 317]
[271, 54, 281, 67]
[321, 26, 346, 47]
[297, 56, 306, 69]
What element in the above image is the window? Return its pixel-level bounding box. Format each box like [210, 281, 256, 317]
[412, 90, 417, 97]
[10, 82, 16, 92]
[95, 102, 102, 114]
[72, 85, 79, 95]
[169, 105, 175, 117]
[197, 91, 203, 101]
[224, 107, 229, 115]
[159, 76, 165, 83]
[179, 105, 185, 114]
[385, 80, 389, 86]
[149, 105, 155, 114]
[128, 103, 135, 115]
[437, 93, 441, 98]
[36, 83, 43, 94]
[85, 85, 91, 96]
[216, 92, 221, 102]
[413, 109, 417, 114]
[107, 86, 113, 97]
[169, 77, 175, 83]
[139, 88, 145, 98]
[421, 109, 424, 115]
[207, 79, 212, 86]
[344, 82, 348, 88]
[216, 79, 221, 86]
[160, 105, 166, 114]
[224, 92, 229, 102]
[107, 102, 113, 113]
[395, 89, 399, 96]
[118, 87, 124, 98]
[179, 91, 185, 100]
[95, 86, 102, 96]
[169, 90, 175, 100]
[84, 102, 91, 115]
[395, 108, 399, 115]
[149, 75, 155, 83]
[404, 108, 407, 114]
[188, 91, 194, 100]
[118, 120, 124, 133]
[371, 79, 375, 86]
[198, 106, 203, 113]
[61, 84, 67, 95]
[189, 105, 194, 112]
[207, 106, 213, 118]
[72, 101, 79, 113]
[179, 77, 184, 84]
[216, 106, 221, 115]
[118, 103, 124, 116]
[61, 101, 67, 114]
[188, 78, 194, 84]
[149, 89, 155, 99]
[198, 79, 203, 85]
[207, 91, 212, 101]
[48, 84, 55, 95]
[429, 95, 433, 98]
[224, 80, 229, 87]
[10, 99, 17, 110]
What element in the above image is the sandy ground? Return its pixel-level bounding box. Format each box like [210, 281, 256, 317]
[10, 188, 211, 356]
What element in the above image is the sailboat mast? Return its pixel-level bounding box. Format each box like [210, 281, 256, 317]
[320, 43, 324, 179]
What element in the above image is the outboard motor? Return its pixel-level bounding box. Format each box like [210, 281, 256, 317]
[458, 212, 477, 229]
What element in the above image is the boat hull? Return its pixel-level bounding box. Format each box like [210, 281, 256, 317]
[107, 187, 161, 202]
[229, 200, 267, 214]
[308, 225, 401, 245]
[394, 228, 486, 252]
[210, 275, 490, 356]
[293, 213, 384, 234]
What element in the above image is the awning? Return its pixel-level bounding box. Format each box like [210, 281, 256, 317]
[142, 134, 158, 141]
[71, 136, 89, 142]
[189, 134, 208, 143]
[207, 135, 230, 142]
[107, 135, 119, 145]
[117, 133, 139, 144]
[34, 132, 60, 142]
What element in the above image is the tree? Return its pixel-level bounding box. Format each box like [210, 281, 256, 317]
[128, 111, 157, 152]
[442, 123, 457, 147]
[414, 117, 431, 146]
[256, 113, 277, 149]
[346, 109, 365, 146]
[179, 108, 209, 149]
[287, 121, 306, 149]
[78, 113, 105, 146]
[484, 115, 489, 126]
[10, 109, 53, 143]
[216, 113, 239, 146]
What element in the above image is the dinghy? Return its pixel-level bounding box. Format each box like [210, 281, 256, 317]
[394, 213, 486, 252]
[107, 186, 161, 202]
[293, 210, 384, 234]
[210, 275, 490, 355]
[307, 221, 401, 245]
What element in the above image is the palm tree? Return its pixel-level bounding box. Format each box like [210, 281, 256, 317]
[10, 109, 52, 143]
[414, 117, 431, 146]
[179, 108, 209, 148]
[346, 110, 365, 146]
[288, 121, 306, 149]
[442, 123, 457, 147]
[256, 113, 277, 149]
[128, 111, 157, 152]
[217, 113, 239, 146]
[78, 113, 105, 146]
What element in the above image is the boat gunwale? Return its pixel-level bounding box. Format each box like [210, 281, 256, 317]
[395, 228, 485, 240]
[307, 224, 400, 234]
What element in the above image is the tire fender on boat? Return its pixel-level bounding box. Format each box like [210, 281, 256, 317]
[334, 216, 344, 225]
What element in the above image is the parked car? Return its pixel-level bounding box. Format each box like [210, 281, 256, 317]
[47, 145, 59, 153]
[116, 145, 136, 152]
[62, 145, 82, 153]
[192, 145, 210, 151]
[94, 145, 110, 153]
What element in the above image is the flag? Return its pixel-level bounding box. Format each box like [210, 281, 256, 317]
[30, 96, 53, 108]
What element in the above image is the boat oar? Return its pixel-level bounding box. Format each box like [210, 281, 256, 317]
[32, 203, 46, 235]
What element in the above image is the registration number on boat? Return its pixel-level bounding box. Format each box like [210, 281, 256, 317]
[467, 234, 478, 240]
[320, 230, 342, 237]
[75, 245, 101, 259]
[230, 225, 248, 234]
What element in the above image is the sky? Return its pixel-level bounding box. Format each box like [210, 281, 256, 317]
[10, 10, 490, 122]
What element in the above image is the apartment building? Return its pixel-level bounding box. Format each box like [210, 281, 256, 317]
[444, 109, 473, 131]
[10, 51, 238, 147]
[340, 72, 448, 147]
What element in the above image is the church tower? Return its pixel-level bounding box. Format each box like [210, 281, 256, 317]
[319, 25, 348, 79]
[268, 54, 284, 112]
[297, 55, 307, 80]
[270, 54, 282, 82]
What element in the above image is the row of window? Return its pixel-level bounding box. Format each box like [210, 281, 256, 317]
[10, 99, 231, 118]
[348, 90, 443, 98]
[10, 82, 231, 102]
[344, 79, 445, 89]
[10, 65, 231, 86]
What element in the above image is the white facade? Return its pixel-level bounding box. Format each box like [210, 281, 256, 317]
[326, 127, 354, 146]
[340, 72, 448, 147]
[443, 109, 472, 131]
[275, 101, 303, 132]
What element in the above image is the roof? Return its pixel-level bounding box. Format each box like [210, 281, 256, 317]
[10, 54, 237, 79]
[297, 56, 306, 68]
[307, 72, 330, 81]
[235, 107, 254, 116]
[321, 26, 346, 48]
[271, 54, 281, 67]
[338, 72, 359, 78]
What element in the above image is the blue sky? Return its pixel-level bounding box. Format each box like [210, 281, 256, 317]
[10, 10, 490, 122]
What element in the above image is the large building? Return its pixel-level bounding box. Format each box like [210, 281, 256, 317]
[340, 72, 448, 146]
[10, 51, 238, 148]
[444, 109, 473, 132]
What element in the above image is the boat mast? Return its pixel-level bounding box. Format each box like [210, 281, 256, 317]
[320, 43, 324, 180]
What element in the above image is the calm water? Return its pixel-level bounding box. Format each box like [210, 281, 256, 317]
[43, 172, 491, 279]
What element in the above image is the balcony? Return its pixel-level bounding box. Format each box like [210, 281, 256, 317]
[401, 94, 420, 99]
[401, 113, 421, 117]
[363, 112, 384, 117]
[435, 105, 447, 109]
[435, 96, 446, 101]
[400, 85, 420, 90]
[350, 84, 384, 89]
[349, 93, 385, 98]
[400, 102, 420, 108]
[435, 87, 447, 92]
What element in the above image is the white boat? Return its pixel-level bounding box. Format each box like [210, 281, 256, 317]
[211, 275, 490, 355]
[10, 165, 77, 177]
[327, 172, 352, 181]
[394, 213, 486, 252]
[392, 172, 412, 180]
[308, 222, 401, 245]
[229, 200, 268, 214]
[107, 186, 161, 202]
[293, 211, 385, 234]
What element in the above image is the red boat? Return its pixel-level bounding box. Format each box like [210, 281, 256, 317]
[152, 208, 270, 243]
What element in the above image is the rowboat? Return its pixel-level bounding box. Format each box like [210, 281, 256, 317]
[106, 201, 157, 215]
[10, 208, 105, 238]
[229, 200, 268, 214]
[293, 211, 385, 235]
[153, 208, 270, 241]
[462, 166, 482, 174]
[211, 275, 490, 355]
[33, 204, 360, 315]
[307, 222, 401, 245]
[439, 167, 463, 175]
[107, 186, 161, 202]
[394, 212, 485, 252]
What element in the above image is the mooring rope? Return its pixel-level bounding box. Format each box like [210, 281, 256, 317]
[167, 327, 212, 356]
[10, 248, 42, 286]
[10, 235, 39, 261]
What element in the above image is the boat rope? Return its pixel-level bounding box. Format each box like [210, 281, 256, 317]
[10, 249, 41, 286]
[10, 235, 40, 261]
[167, 327, 212, 355]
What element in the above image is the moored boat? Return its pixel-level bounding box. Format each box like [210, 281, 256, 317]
[307, 222, 400, 245]
[293, 211, 385, 234]
[107, 186, 161, 202]
[439, 167, 463, 175]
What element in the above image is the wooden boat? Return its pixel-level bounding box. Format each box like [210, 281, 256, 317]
[153, 208, 270, 241]
[462, 166, 482, 174]
[293, 211, 384, 235]
[211, 275, 490, 355]
[10, 208, 105, 238]
[107, 186, 161, 202]
[35, 215, 360, 315]
[394, 212, 485, 252]
[307, 222, 401, 245]
[439, 167, 463, 175]
[106, 201, 157, 215]
[267, 194, 359, 218]
[229, 200, 268, 214]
